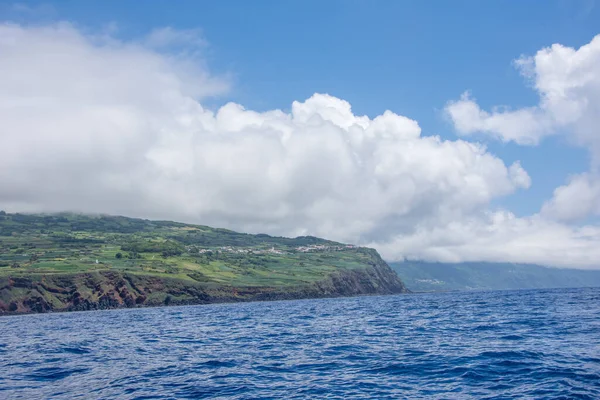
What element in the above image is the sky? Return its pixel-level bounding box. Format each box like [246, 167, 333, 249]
[1, 0, 600, 268]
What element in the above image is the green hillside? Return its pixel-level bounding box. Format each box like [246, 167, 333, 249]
[0, 212, 406, 314]
[391, 261, 600, 292]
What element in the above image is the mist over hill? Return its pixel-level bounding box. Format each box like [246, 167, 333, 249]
[390, 261, 600, 292]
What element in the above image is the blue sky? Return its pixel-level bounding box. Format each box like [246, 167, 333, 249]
[1, 1, 600, 266]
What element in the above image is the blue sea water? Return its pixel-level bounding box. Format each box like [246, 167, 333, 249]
[1, 288, 599, 399]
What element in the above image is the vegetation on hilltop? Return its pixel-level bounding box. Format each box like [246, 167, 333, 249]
[0, 212, 407, 314]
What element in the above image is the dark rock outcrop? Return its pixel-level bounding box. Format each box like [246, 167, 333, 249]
[0, 252, 408, 315]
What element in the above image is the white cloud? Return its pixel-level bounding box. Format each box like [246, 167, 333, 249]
[446, 34, 600, 159]
[541, 173, 600, 222]
[373, 211, 600, 269]
[445, 92, 554, 145]
[1, 22, 599, 269]
[447, 34, 600, 230]
[0, 23, 527, 236]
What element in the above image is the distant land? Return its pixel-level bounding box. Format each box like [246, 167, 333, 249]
[0, 212, 407, 314]
[391, 261, 600, 292]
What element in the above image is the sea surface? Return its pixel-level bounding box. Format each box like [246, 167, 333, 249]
[1, 288, 599, 399]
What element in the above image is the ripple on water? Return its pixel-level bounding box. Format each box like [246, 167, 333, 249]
[0, 288, 599, 399]
[24, 367, 89, 382]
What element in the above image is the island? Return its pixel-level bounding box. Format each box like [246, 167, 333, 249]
[0, 212, 407, 314]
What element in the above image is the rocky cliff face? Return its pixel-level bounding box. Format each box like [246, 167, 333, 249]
[0, 259, 408, 315]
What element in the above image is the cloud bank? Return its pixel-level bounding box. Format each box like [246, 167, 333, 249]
[1, 23, 598, 268]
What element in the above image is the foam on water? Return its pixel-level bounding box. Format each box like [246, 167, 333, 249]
[1, 288, 599, 399]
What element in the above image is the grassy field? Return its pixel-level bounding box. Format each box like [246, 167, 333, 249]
[0, 212, 381, 288]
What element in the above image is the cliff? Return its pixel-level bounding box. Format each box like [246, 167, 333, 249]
[0, 213, 407, 314]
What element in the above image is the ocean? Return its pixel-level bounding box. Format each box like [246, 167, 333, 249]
[1, 287, 599, 399]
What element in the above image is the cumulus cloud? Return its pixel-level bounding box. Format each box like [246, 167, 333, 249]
[0, 23, 527, 236]
[2, 22, 599, 269]
[446, 34, 600, 157]
[541, 173, 600, 222]
[445, 92, 554, 145]
[446, 34, 600, 231]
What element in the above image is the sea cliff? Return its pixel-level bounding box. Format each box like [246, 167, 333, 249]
[0, 213, 407, 314]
